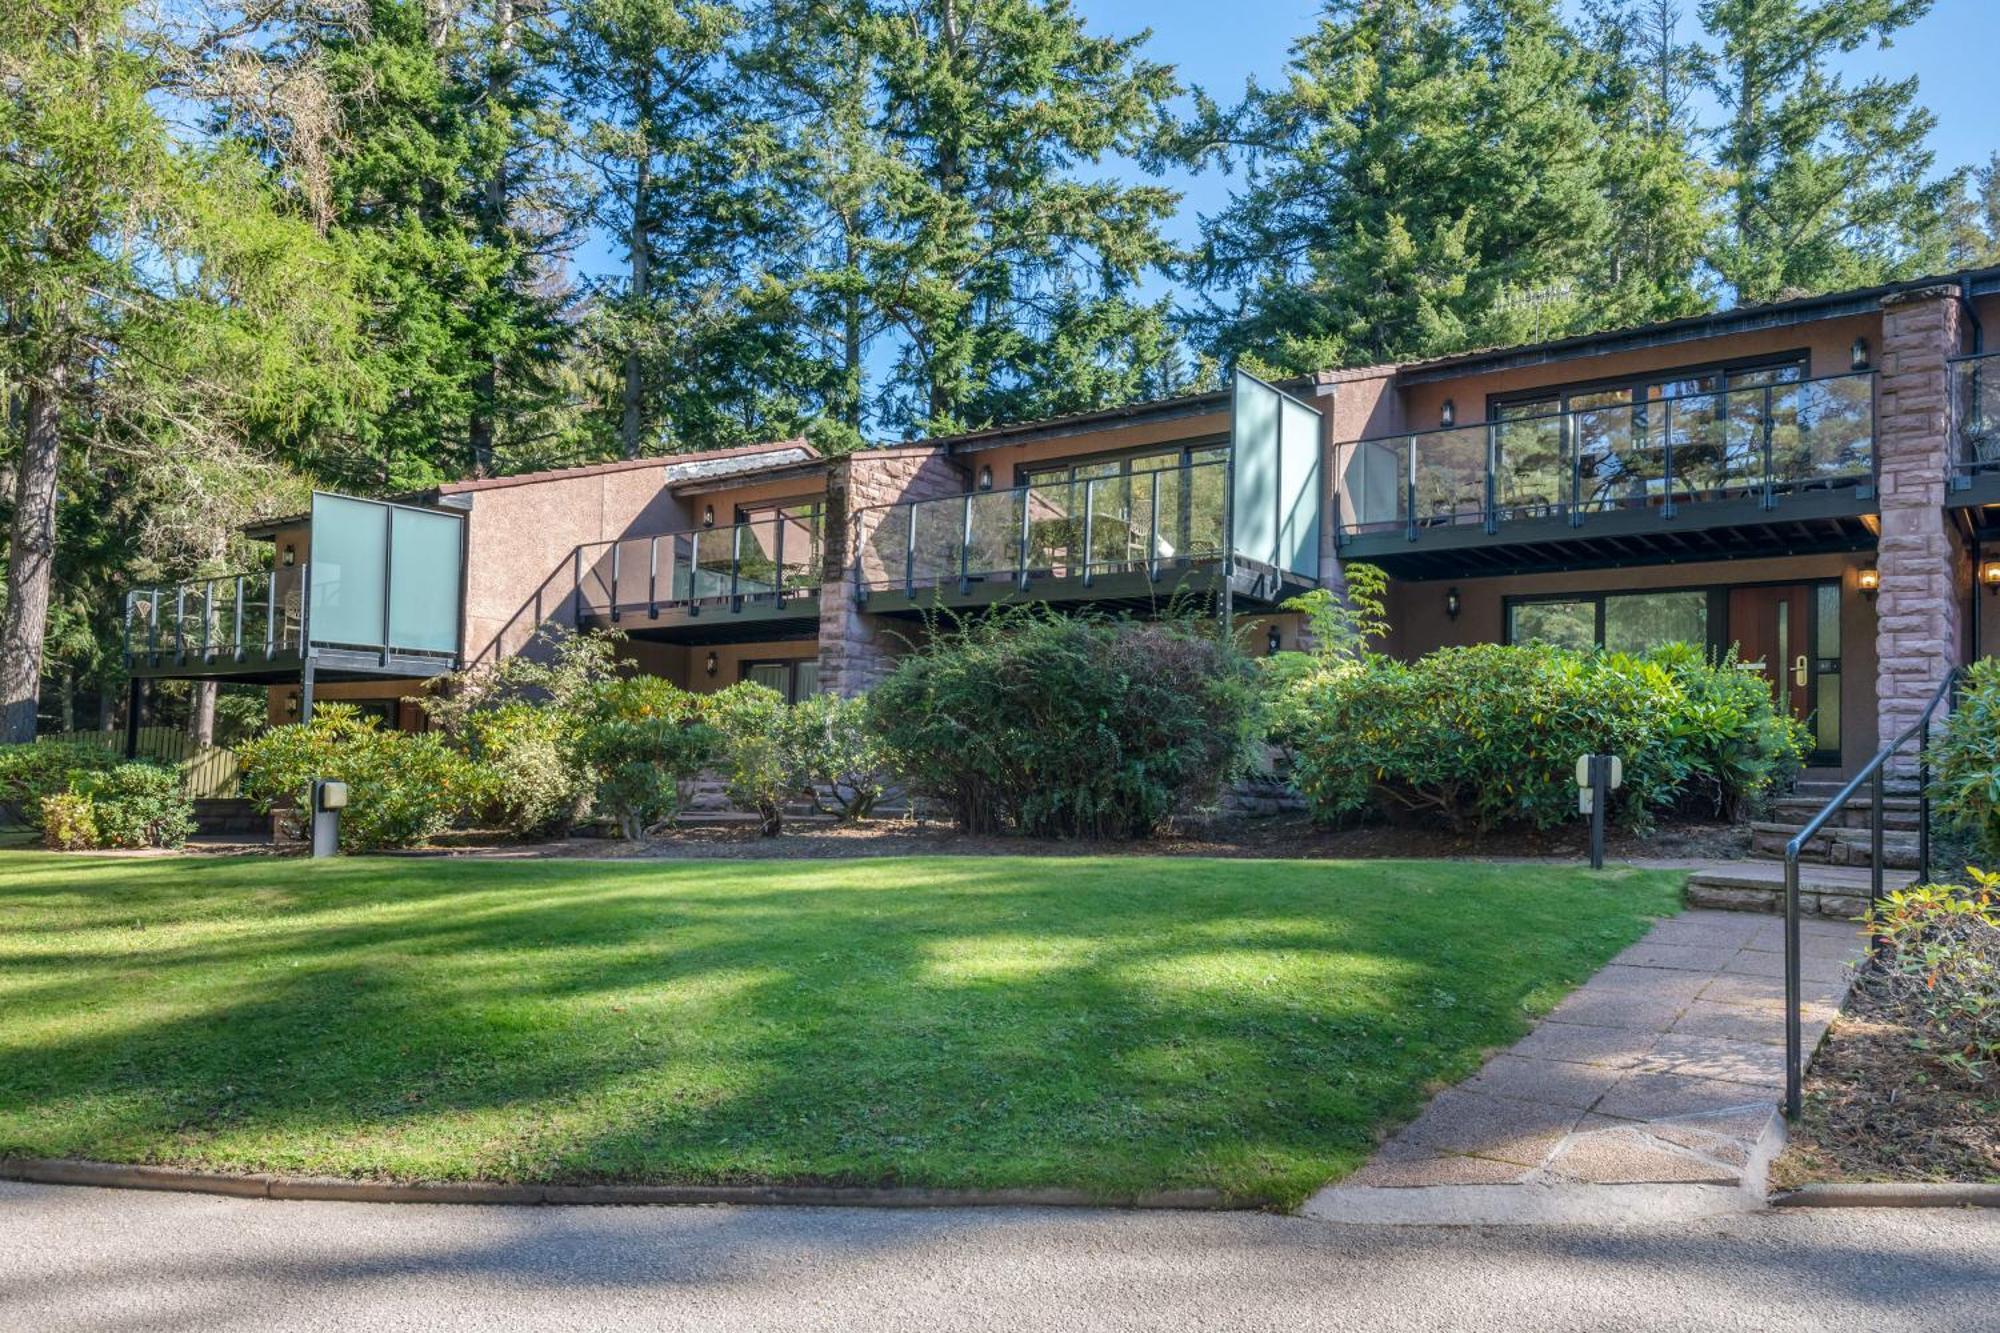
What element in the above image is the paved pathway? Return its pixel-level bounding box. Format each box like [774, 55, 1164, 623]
[1305, 909, 1868, 1224]
[2, 1181, 1995, 1332]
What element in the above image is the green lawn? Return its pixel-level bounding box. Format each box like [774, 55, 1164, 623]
[0, 851, 1680, 1207]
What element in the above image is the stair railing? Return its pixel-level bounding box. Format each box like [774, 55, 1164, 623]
[1780, 666, 1960, 1120]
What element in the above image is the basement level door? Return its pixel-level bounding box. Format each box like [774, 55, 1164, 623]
[1727, 582, 1842, 763]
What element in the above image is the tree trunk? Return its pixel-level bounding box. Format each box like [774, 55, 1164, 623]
[0, 373, 65, 743]
[189, 680, 217, 748]
[468, 0, 516, 477]
[621, 81, 652, 459]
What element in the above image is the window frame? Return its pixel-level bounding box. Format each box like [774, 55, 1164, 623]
[1483, 350, 1811, 424]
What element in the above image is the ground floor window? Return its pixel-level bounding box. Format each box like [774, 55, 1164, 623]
[741, 658, 820, 703]
[1505, 589, 1709, 656]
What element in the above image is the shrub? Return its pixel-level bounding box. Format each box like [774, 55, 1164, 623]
[1279, 642, 1681, 834]
[465, 702, 593, 838]
[1279, 639, 1813, 835]
[566, 676, 719, 839]
[786, 692, 891, 821]
[704, 682, 795, 836]
[73, 764, 196, 848]
[238, 704, 479, 850]
[1636, 643, 1810, 821]
[1861, 869, 2000, 1084]
[0, 741, 119, 828]
[1932, 658, 2000, 861]
[869, 609, 1261, 838]
[38, 792, 99, 850]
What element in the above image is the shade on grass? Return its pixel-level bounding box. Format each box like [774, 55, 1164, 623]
[0, 852, 1681, 1207]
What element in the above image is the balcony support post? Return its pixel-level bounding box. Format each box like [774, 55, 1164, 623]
[730, 523, 743, 610]
[1760, 386, 1778, 511]
[1082, 480, 1096, 586]
[959, 493, 973, 595]
[1662, 399, 1678, 520]
[1483, 423, 1499, 534]
[1148, 474, 1162, 581]
[774, 515, 786, 602]
[1017, 486, 1033, 590]
[609, 541, 621, 623]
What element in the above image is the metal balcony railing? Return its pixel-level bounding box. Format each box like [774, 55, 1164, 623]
[125, 568, 305, 666]
[1333, 370, 1877, 539]
[573, 513, 824, 621]
[1949, 350, 2000, 478]
[850, 457, 1230, 597]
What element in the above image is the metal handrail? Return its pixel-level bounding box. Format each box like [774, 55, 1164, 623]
[1780, 666, 1960, 1120]
[1333, 368, 1878, 538]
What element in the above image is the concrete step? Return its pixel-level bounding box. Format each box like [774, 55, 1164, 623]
[1747, 822, 1920, 869]
[1684, 860, 1917, 919]
[1765, 794, 1920, 831]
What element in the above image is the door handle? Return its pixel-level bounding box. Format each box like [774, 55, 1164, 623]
[1794, 655, 1808, 688]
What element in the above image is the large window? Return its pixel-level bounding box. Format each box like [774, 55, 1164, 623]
[1507, 590, 1710, 655]
[742, 658, 820, 704]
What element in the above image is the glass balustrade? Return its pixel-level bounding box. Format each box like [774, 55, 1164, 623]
[1952, 351, 2000, 476]
[1332, 369, 1877, 537]
[851, 458, 1232, 593]
[124, 569, 303, 663]
[574, 513, 825, 619]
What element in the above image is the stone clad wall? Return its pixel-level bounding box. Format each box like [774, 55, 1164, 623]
[1873, 286, 1969, 765]
[817, 447, 969, 696]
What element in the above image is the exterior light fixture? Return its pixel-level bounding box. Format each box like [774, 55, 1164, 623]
[282, 544, 296, 567]
[1851, 336, 1871, 371]
[285, 693, 300, 718]
[1983, 560, 2000, 595]
[1266, 625, 1283, 655]
[1856, 566, 1881, 600]
[1446, 587, 1462, 620]
[702, 504, 715, 528]
[1440, 399, 1456, 428]
[704, 650, 719, 677]
[978, 465, 994, 491]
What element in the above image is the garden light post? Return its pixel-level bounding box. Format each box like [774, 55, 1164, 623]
[1576, 754, 1622, 870]
[310, 779, 348, 859]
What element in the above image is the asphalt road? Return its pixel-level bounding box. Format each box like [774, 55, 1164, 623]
[1, 1182, 1995, 1332]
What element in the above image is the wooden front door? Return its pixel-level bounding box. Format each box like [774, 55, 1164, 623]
[1727, 584, 1812, 722]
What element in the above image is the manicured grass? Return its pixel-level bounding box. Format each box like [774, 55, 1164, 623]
[0, 852, 1681, 1206]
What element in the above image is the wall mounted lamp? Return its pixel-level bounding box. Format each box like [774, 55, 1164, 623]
[702, 504, 715, 528]
[1851, 336, 1871, 371]
[1983, 561, 2000, 595]
[978, 464, 994, 491]
[1440, 399, 1456, 428]
[281, 544, 296, 567]
[704, 650, 719, 677]
[1266, 625, 1283, 655]
[1857, 567, 1881, 601]
[285, 693, 300, 719]
[1445, 587, 1462, 621]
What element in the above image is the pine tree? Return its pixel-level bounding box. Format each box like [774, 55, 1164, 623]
[1700, 0, 1956, 303]
[1948, 152, 2000, 270]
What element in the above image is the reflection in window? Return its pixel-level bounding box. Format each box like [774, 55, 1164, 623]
[1509, 600, 1596, 650]
[1604, 592, 1707, 655]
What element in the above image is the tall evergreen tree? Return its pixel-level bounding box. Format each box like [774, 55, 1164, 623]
[751, 0, 1188, 439]
[1699, 0, 1955, 303]
[1191, 0, 1653, 371]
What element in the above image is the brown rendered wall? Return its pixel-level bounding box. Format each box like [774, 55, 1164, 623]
[1382, 552, 1881, 774]
[619, 638, 821, 693]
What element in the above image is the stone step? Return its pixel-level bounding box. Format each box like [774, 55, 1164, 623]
[1684, 861, 1917, 919]
[1766, 794, 1921, 831]
[1747, 822, 1920, 869]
